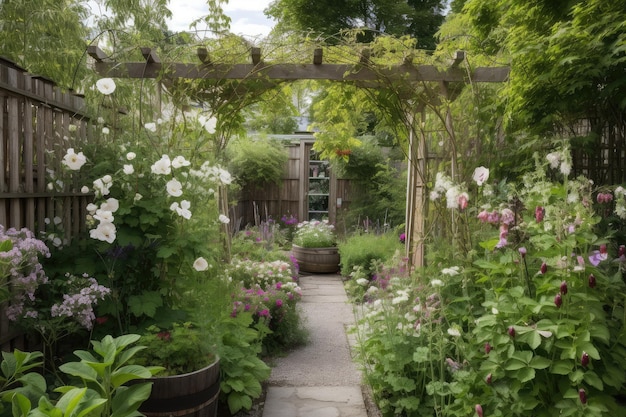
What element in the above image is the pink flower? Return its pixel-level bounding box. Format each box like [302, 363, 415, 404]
[457, 193, 469, 210]
[535, 206, 545, 222]
[276, 299, 283, 307]
[554, 293, 562, 308]
[475, 404, 484, 417]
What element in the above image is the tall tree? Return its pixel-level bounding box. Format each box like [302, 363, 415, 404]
[265, 0, 447, 49]
[0, 0, 89, 89]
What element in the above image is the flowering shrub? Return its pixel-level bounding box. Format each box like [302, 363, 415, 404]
[353, 147, 626, 417]
[227, 258, 297, 288]
[0, 226, 50, 304]
[292, 219, 336, 248]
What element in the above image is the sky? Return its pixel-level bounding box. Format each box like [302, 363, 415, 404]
[168, 0, 276, 38]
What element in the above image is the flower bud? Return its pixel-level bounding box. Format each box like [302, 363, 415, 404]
[518, 247, 527, 258]
[475, 404, 484, 417]
[620, 245, 626, 258]
[588, 274, 596, 288]
[581, 352, 589, 367]
[508, 326, 516, 338]
[540, 262, 548, 274]
[484, 342, 492, 354]
[554, 293, 563, 308]
[579, 388, 587, 405]
[600, 244, 607, 255]
[560, 280, 568, 295]
[485, 373, 492, 384]
[535, 206, 545, 222]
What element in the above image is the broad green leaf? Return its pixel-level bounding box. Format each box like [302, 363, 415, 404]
[413, 347, 429, 363]
[551, 360, 573, 375]
[54, 387, 86, 416]
[116, 346, 147, 367]
[516, 367, 535, 383]
[583, 371, 604, 391]
[529, 355, 551, 369]
[110, 383, 153, 417]
[58, 363, 99, 383]
[11, 392, 31, 417]
[110, 365, 153, 388]
[504, 358, 527, 371]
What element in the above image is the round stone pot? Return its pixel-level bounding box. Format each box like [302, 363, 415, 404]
[292, 245, 340, 274]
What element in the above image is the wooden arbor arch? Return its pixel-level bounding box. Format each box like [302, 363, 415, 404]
[88, 45, 509, 269]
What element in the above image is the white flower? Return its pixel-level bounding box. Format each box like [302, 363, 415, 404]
[61, 148, 87, 170]
[193, 257, 209, 271]
[491, 307, 499, 315]
[434, 172, 453, 192]
[447, 328, 461, 337]
[356, 278, 369, 286]
[53, 216, 62, 225]
[126, 152, 136, 161]
[560, 161, 571, 177]
[144, 122, 157, 132]
[219, 214, 230, 224]
[93, 177, 112, 196]
[69, 124, 77, 132]
[81, 186, 90, 194]
[219, 169, 232, 185]
[86, 203, 98, 213]
[431, 279, 444, 287]
[95, 78, 116, 95]
[171, 200, 192, 219]
[445, 186, 460, 209]
[441, 266, 460, 276]
[546, 152, 560, 169]
[166, 179, 183, 197]
[97, 117, 105, 124]
[429, 191, 440, 201]
[472, 166, 490, 186]
[172, 156, 191, 169]
[93, 209, 114, 224]
[102, 127, 110, 135]
[134, 193, 143, 202]
[90, 222, 116, 243]
[151, 155, 171, 175]
[123, 164, 134, 175]
[100, 198, 119, 213]
[199, 115, 217, 134]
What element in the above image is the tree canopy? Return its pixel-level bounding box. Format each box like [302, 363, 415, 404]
[265, 0, 447, 49]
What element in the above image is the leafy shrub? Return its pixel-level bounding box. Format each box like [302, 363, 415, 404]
[338, 232, 404, 277]
[352, 148, 626, 417]
[226, 136, 288, 186]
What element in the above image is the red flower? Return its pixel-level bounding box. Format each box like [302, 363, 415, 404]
[95, 316, 108, 325]
[554, 293, 563, 308]
[508, 326, 516, 338]
[540, 262, 548, 274]
[559, 281, 568, 295]
[484, 342, 492, 354]
[579, 388, 587, 405]
[588, 274, 597, 288]
[581, 352, 589, 367]
[157, 331, 171, 341]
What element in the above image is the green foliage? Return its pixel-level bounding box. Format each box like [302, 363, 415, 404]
[338, 232, 404, 277]
[265, 0, 446, 48]
[226, 137, 289, 186]
[352, 149, 626, 416]
[217, 314, 272, 414]
[0, 335, 159, 417]
[292, 220, 337, 248]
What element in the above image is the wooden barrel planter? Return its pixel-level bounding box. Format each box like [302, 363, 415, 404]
[138, 357, 220, 417]
[292, 245, 340, 273]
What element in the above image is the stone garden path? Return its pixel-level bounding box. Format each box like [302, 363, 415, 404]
[261, 274, 370, 417]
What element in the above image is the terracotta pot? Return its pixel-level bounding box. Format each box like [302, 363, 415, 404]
[139, 357, 220, 417]
[292, 245, 340, 273]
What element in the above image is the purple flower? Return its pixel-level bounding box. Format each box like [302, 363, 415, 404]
[276, 299, 283, 307]
[399, 233, 406, 244]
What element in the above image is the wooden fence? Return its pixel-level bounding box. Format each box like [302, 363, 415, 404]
[0, 58, 92, 351]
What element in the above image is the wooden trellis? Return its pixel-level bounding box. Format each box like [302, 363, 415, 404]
[88, 45, 510, 268]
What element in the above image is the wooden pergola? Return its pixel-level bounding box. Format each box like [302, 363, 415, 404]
[88, 45, 510, 269]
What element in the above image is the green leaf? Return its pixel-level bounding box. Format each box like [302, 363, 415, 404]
[516, 367, 536, 383]
[227, 391, 252, 414]
[529, 355, 551, 369]
[128, 292, 163, 318]
[413, 347, 429, 363]
[504, 358, 527, 371]
[478, 238, 500, 251]
[58, 363, 99, 383]
[54, 387, 87, 416]
[583, 371, 604, 390]
[11, 392, 31, 417]
[110, 383, 153, 417]
[551, 360, 573, 375]
[110, 365, 153, 388]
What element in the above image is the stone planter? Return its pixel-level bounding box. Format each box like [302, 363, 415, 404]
[138, 357, 220, 417]
[292, 245, 340, 274]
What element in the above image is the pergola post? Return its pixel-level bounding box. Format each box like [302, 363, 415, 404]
[406, 105, 427, 269]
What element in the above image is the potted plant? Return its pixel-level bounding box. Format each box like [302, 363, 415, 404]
[291, 220, 340, 273]
[130, 322, 221, 417]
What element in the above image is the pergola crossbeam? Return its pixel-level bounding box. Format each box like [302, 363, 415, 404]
[87, 46, 509, 84]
